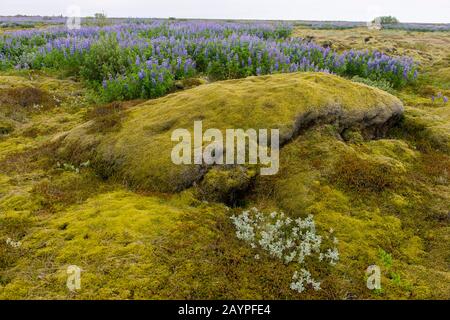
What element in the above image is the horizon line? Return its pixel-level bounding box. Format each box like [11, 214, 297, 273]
[1, 15, 449, 25]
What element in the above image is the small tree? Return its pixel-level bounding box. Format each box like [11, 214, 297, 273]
[373, 16, 400, 25]
[94, 12, 107, 20]
[94, 12, 108, 26]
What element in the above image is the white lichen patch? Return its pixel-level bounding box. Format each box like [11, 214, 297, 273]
[231, 208, 339, 293]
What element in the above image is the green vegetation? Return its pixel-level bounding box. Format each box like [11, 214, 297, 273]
[57, 72, 403, 193]
[373, 16, 400, 25]
[351, 76, 394, 94]
[0, 23, 449, 300]
[0, 20, 417, 104]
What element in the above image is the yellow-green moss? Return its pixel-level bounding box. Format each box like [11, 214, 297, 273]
[393, 106, 450, 153]
[196, 166, 256, 204]
[362, 139, 418, 163]
[249, 125, 449, 299]
[59, 72, 403, 193]
[0, 138, 35, 161]
[1, 32, 449, 300]
[0, 190, 206, 299]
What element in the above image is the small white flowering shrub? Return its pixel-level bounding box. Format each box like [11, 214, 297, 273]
[231, 208, 339, 293]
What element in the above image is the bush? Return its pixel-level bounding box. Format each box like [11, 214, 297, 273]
[207, 61, 227, 81]
[99, 67, 174, 102]
[80, 35, 129, 83]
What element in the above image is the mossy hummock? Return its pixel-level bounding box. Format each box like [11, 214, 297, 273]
[58, 72, 404, 192]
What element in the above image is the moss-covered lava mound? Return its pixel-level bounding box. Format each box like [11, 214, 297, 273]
[57, 72, 403, 193]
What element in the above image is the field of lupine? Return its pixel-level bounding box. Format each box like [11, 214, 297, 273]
[0, 18, 449, 300]
[296, 20, 450, 32]
[0, 20, 418, 101]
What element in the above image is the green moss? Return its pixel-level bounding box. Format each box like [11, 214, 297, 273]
[32, 171, 113, 213]
[59, 72, 403, 193]
[84, 101, 128, 134]
[0, 190, 222, 299]
[196, 166, 256, 205]
[0, 36, 449, 299]
[332, 152, 404, 193]
[362, 139, 418, 163]
[175, 77, 208, 90]
[0, 118, 14, 136]
[0, 87, 55, 108]
[341, 129, 364, 144]
[390, 107, 450, 153]
[248, 125, 448, 299]
[0, 138, 36, 161]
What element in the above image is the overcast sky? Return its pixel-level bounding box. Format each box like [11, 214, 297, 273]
[1, 0, 449, 23]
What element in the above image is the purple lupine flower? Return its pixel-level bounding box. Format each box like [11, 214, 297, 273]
[274, 62, 279, 71]
[403, 69, 408, 79]
[444, 96, 449, 104]
[138, 70, 145, 80]
[0, 20, 419, 101]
